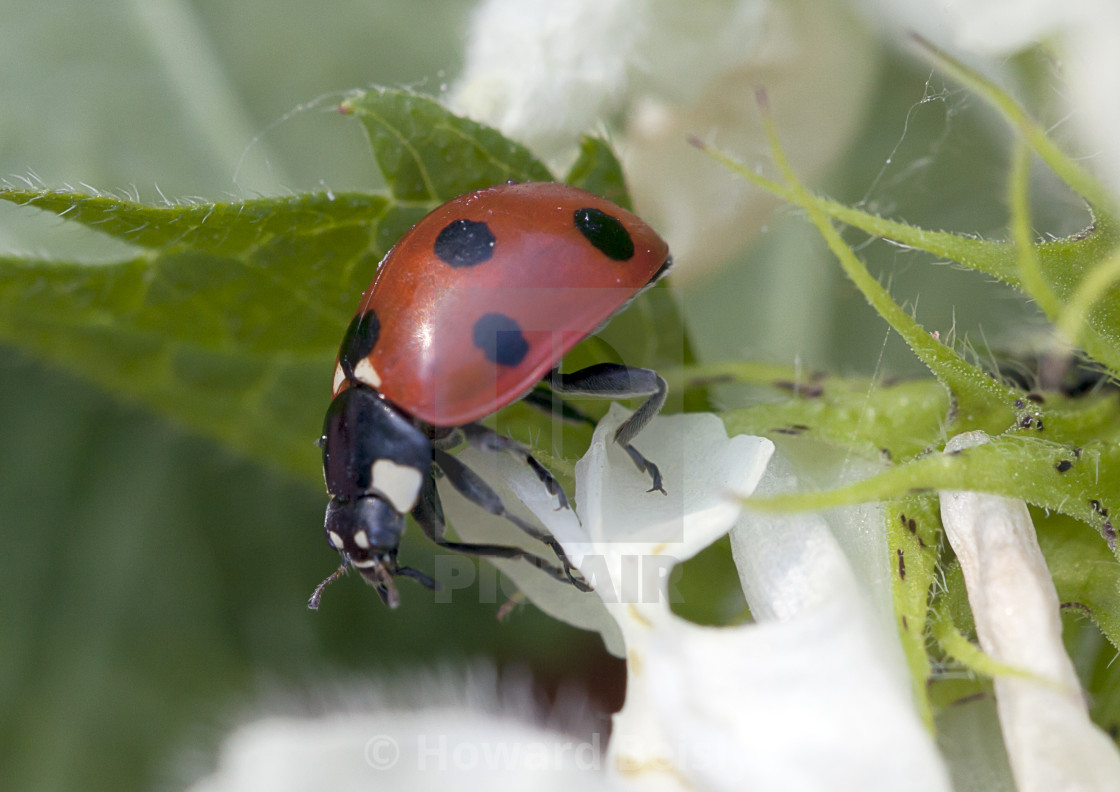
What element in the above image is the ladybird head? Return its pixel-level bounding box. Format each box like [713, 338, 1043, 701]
[313, 384, 435, 608]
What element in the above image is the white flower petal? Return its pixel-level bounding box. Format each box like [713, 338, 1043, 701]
[444, 407, 773, 654]
[609, 596, 950, 791]
[437, 445, 626, 654]
[732, 450, 894, 628]
[430, 414, 955, 790]
[940, 431, 1120, 792]
[602, 450, 950, 791]
[191, 713, 619, 791]
[568, 405, 773, 599]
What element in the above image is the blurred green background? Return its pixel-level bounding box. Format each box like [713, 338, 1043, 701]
[0, 2, 1086, 790]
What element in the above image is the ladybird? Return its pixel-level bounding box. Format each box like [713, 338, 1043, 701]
[311, 182, 672, 608]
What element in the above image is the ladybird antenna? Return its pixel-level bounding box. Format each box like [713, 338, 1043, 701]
[307, 561, 348, 610]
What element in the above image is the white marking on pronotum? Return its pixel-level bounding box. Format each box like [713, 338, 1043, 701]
[332, 363, 346, 394]
[353, 358, 382, 388]
[353, 531, 371, 549]
[328, 531, 344, 549]
[370, 459, 424, 513]
[351, 558, 380, 568]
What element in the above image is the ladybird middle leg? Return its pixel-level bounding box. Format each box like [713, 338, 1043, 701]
[431, 449, 591, 590]
[547, 363, 668, 494]
[413, 467, 591, 591]
[431, 425, 569, 510]
[459, 423, 570, 510]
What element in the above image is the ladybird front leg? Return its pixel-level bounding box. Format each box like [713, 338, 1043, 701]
[412, 467, 591, 591]
[460, 423, 570, 510]
[547, 364, 668, 494]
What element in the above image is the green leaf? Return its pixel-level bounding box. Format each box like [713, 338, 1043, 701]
[0, 87, 698, 488]
[0, 189, 390, 256]
[930, 601, 1041, 683]
[697, 76, 1120, 585]
[1040, 511, 1120, 651]
[747, 432, 1119, 547]
[0, 192, 395, 481]
[565, 136, 632, 210]
[0, 88, 575, 482]
[341, 87, 554, 201]
[887, 495, 943, 731]
[720, 375, 949, 462]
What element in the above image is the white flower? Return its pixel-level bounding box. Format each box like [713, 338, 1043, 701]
[450, 0, 879, 280]
[940, 431, 1120, 792]
[187, 665, 620, 792]
[452, 407, 950, 790]
[443, 405, 772, 655]
[193, 410, 954, 791]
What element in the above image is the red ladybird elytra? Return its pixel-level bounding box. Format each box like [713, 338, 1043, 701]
[312, 181, 673, 609]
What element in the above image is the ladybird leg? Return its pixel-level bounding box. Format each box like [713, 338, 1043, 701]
[432, 428, 465, 451]
[434, 448, 570, 556]
[432, 450, 590, 590]
[547, 364, 668, 494]
[385, 554, 438, 590]
[521, 388, 598, 428]
[412, 467, 591, 591]
[459, 423, 570, 511]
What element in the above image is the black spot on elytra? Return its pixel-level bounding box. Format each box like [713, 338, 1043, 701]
[574, 208, 634, 260]
[339, 310, 380, 378]
[434, 219, 495, 268]
[473, 313, 529, 367]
